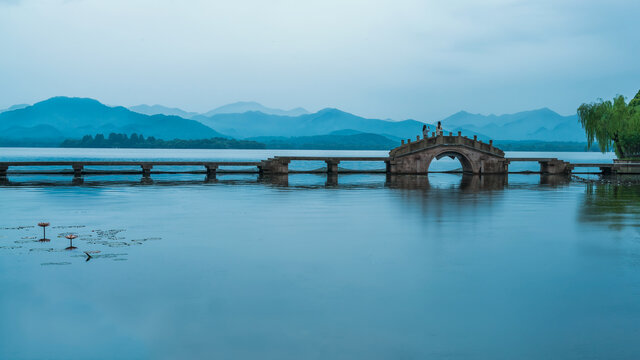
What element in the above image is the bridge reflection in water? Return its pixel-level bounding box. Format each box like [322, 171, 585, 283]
[386, 174, 508, 191]
[0, 172, 578, 192]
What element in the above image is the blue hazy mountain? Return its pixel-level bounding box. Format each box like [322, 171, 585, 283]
[248, 131, 399, 150]
[203, 101, 309, 117]
[129, 104, 199, 119]
[0, 97, 225, 143]
[194, 108, 429, 139]
[441, 108, 585, 141]
[0, 97, 590, 148]
[0, 104, 30, 113]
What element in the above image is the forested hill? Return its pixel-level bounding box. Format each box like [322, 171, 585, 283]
[60, 133, 264, 149]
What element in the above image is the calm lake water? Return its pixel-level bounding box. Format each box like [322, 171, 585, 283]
[1, 148, 639, 360]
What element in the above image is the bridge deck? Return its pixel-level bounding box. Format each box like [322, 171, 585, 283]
[571, 163, 615, 168]
[507, 158, 557, 162]
[0, 161, 261, 167]
[273, 156, 389, 161]
[0, 157, 630, 176]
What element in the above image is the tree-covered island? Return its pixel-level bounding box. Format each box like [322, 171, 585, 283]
[60, 133, 265, 149]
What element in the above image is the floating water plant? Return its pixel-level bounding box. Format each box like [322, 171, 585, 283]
[38, 222, 50, 242]
[64, 234, 78, 250]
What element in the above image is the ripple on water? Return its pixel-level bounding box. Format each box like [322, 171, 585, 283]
[40, 262, 72, 266]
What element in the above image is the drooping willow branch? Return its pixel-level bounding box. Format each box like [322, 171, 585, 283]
[577, 90, 640, 159]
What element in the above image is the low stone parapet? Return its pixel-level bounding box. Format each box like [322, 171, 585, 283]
[612, 160, 640, 174]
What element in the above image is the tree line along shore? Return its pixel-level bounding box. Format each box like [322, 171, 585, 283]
[53, 132, 602, 151]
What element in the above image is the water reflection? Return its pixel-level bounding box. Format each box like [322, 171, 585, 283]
[71, 177, 84, 185]
[258, 174, 289, 187]
[579, 181, 640, 228]
[326, 173, 339, 187]
[540, 174, 571, 186]
[0, 172, 559, 192]
[3, 170, 640, 359]
[386, 174, 508, 192]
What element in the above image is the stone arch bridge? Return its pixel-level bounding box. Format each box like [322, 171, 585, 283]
[255, 132, 573, 175]
[387, 133, 508, 174]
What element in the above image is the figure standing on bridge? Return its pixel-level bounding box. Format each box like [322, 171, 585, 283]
[422, 124, 429, 139]
[436, 121, 443, 136]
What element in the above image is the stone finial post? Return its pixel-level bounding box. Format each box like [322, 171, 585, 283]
[432, 132, 436, 137]
[457, 131, 462, 136]
[489, 140, 493, 146]
[417, 135, 420, 141]
[449, 132, 453, 136]
[473, 135, 477, 141]
[401, 140, 405, 145]
[407, 139, 411, 143]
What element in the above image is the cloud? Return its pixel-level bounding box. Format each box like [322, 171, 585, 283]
[0, 0, 638, 120]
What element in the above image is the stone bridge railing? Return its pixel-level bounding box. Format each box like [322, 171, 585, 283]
[389, 132, 504, 158]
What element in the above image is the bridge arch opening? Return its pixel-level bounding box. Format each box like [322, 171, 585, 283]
[427, 151, 474, 173]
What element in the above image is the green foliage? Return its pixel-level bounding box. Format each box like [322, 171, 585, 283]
[60, 133, 265, 149]
[629, 90, 640, 108]
[577, 90, 640, 159]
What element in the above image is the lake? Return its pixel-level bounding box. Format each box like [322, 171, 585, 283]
[1, 148, 639, 360]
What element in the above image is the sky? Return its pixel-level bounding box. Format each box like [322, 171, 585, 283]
[0, 0, 639, 122]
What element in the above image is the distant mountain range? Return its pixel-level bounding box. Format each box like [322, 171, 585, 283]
[192, 108, 427, 139]
[441, 108, 585, 142]
[248, 131, 399, 150]
[0, 104, 29, 113]
[202, 101, 309, 117]
[128, 104, 199, 119]
[0, 96, 589, 149]
[128, 101, 308, 119]
[0, 97, 224, 144]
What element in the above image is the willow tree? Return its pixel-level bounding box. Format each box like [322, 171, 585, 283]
[577, 90, 640, 159]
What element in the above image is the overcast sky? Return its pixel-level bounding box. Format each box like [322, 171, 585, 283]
[0, 0, 638, 121]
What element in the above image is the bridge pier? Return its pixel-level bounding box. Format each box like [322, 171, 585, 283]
[260, 158, 290, 174]
[205, 164, 218, 177]
[141, 165, 153, 178]
[601, 166, 616, 175]
[325, 160, 340, 174]
[0, 165, 7, 178]
[539, 159, 573, 174]
[72, 165, 83, 178]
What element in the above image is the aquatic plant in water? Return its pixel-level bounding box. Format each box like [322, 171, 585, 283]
[38, 222, 50, 242]
[64, 234, 78, 250]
